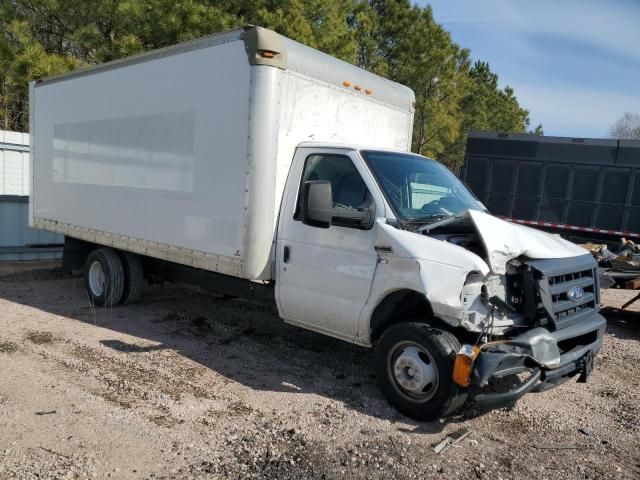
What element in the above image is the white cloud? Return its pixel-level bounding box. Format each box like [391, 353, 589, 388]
[424, 0, 640, 137]
[428, 0, 640, 63]
[515, 84, 640, 137]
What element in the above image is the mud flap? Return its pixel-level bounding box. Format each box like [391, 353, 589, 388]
[577, 350, 594, 383]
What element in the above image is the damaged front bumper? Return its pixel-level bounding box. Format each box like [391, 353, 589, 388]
[467, 311, 606, 411]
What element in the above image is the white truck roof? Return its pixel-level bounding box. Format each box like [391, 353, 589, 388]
[296, 142, 424, 155]
[37, 26, 414, 113]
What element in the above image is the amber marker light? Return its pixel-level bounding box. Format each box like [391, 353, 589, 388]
[343, 80, 352, 87]
[365, 88, 373, 95]
[452, 344, 480, 387]
[354, 85, 362, 91]
[259, 50, 275, 58]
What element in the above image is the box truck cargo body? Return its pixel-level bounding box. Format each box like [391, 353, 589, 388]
[31, 27, 414, 280]
[32, 27, 605, 421]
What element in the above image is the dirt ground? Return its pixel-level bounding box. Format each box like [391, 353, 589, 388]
[0, 261, 638, 479]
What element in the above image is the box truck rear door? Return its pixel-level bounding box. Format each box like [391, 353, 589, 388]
[276, 148, 379, 340]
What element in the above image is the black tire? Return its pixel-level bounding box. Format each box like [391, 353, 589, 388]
[374, 322, 465, 421]
[84, 248, 125, 307]
[119, 252, 144, 304]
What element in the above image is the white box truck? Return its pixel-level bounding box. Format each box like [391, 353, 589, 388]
[31, 26, 606, 420]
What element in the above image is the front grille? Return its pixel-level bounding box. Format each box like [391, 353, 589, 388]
[548, 268, 597, 326]
[525, 255, 599, 330]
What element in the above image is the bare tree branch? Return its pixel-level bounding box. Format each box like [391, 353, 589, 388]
[609, 112, 640, 140]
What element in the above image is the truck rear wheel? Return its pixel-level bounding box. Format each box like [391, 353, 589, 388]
[374, 322, 465, 421]
[119, 252, 144, 304]
[84, 248, 125, 307]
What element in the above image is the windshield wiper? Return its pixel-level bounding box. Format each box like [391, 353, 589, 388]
[403, 214, 451, 224]
[416, 210, 471, 234]
[404, 213, 449, 223]
[389, 214, 452, 233]
[390, 213, 457, 232]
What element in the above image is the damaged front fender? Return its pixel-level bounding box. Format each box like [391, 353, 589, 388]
[358, 220, 494, 343]
[378, 219, 491, 328]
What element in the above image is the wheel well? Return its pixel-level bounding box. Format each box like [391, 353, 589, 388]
[62, 236, 95, 273]
[369, 290, 452, 344]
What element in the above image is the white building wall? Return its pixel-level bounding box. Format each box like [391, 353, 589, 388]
[0, 129, 62, 260]
[0, 129, 30, 196]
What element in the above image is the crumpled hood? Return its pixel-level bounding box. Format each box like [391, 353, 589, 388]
[377, 219, 491, 275]
[467, 210, 588, 274]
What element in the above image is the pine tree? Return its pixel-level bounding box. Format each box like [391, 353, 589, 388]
[0, 0, 537, 162]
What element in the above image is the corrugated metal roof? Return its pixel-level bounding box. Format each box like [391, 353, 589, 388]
[0, 129, 29, 146]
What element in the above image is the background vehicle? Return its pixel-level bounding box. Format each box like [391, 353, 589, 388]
[461, 131, 640, 245]
[31, 27, 605, 420]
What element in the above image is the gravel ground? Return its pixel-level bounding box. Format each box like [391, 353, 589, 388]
[0, 261, 638, 479]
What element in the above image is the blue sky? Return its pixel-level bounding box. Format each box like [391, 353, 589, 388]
[419, 0, 640, 138]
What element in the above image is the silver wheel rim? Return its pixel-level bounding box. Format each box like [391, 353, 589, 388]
[88, 261, 106, 297]
[388, 341, 439, 402]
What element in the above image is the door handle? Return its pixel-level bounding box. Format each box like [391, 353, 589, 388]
[283, 245, 290, 263]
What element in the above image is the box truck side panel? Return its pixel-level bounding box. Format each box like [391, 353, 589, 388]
[281, 36, 414, 115]
[31, 27, 416, 281]
[32, 39, 251, 276]
[240, 37, 415, 281]
[274, 69, 412, 227]
[241, 69, 414, 280]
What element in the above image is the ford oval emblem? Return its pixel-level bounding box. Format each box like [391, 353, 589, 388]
[567, 286, 585, 302]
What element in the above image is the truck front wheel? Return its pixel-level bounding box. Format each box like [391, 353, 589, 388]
[375, 322, 465, 421]
[84, 248, 125, 307]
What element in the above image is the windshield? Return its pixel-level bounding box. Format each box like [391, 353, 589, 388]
[361, 150, 483, 223]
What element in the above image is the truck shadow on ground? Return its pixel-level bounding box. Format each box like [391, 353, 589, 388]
[601, 307, 640, 341]
[9, 268, 632, 433]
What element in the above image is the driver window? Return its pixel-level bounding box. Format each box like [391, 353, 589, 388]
[409, 172, 452, 209]
[295, 154, 372, 227]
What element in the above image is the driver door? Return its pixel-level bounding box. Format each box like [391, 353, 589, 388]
[276, 148, 380, 341]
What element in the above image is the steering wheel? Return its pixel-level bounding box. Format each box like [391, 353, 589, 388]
[420, 198, 444, 212]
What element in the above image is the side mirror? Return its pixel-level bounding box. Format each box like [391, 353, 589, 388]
[302, 180, 333, 228]
[331, 204, 375, 229]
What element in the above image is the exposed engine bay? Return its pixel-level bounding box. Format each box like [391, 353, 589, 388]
[421, 214, 535, 336]
[430, 232, 486, 262]
[426, 212, 599, 341]
[418, 212, 488, 263]
[382, 209, 596, 338]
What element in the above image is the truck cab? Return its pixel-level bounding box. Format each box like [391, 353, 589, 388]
[276, 143, 606, 420]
